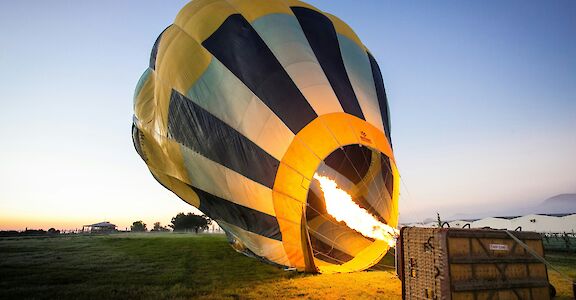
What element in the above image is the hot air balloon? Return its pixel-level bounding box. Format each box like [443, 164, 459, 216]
[132, 0, 399, 273]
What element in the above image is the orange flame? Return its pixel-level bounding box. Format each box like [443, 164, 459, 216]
[313, 173, 399, 247]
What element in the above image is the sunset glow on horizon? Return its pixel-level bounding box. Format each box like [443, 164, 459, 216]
[1, 1, 575, 231]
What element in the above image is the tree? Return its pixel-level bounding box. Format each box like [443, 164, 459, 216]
[131, 221, 147, 232]
[170, 213, 212, 233]
[48, 228, 60, 235]
[151, 222, 170, 232]
[152, 222, 161, 231]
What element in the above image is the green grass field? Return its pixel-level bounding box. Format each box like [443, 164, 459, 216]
[0, 234, 573, 299]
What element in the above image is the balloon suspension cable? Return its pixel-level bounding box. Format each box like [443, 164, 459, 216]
[272, 123, 399, 269]
[505, 231, 575, 284]
[339, 124, 399, 240]
[303, 125, 400, 268]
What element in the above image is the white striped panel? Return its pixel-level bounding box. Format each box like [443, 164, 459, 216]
[252, 13, 344, 116]
[218, 219, 291, 267]
[337, 34, 386, 134]
[179, 146, 276, 217]
[187, 57, 294, 161]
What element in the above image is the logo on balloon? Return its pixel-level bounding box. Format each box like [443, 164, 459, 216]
[360, 131, 372, 143]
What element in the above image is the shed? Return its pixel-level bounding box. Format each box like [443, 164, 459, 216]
[82, 221, 117, 233]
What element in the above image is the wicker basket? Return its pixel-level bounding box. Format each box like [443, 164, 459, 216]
[397, 227, 551, 300]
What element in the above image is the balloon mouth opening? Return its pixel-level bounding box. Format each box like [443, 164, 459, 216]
[305, 144, 397, 270]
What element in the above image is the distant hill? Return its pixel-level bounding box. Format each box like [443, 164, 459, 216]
[532, 193, 576, 214]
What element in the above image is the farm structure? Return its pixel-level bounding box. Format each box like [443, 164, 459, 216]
[82, 221, 117, 233]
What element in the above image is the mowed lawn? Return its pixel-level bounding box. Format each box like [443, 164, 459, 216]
[0, 234, 573, 299]
[0, 234, 400, 299]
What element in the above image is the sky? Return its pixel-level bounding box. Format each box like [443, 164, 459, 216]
[0, 1, 574, 230]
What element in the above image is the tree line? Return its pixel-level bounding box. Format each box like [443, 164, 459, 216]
[0, 213, 214, 236]
[0, 228, 61, 237]
[130, 213, 212, 233]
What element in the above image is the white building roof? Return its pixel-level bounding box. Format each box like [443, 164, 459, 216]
[85, 221, 116, 228]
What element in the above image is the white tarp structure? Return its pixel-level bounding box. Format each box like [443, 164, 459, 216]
[405, 213, 576, 233]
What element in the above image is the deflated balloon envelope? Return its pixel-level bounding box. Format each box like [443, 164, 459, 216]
[132, 0, 399, 273]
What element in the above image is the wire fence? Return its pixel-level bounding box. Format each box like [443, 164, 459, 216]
[541, 232, 576, 253]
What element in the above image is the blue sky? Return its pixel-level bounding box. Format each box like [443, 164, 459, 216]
[0, 1, 574, 229]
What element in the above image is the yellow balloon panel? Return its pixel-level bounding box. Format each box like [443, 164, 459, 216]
[133, 0, 398, 273]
